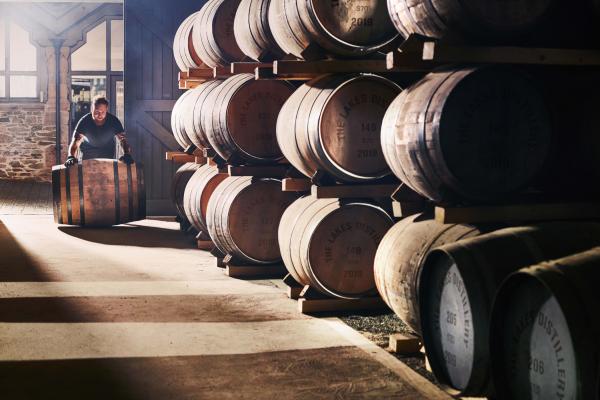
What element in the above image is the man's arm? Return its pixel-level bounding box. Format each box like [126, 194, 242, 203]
[116, 132, 134, 164]
[68, 133, 86, 157]
[116, 132, 132, 154]
[64, 133, 86, 166]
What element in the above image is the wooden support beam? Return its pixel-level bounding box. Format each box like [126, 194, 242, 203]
[435, 202, 600, 224]
[225, 264, 287, 278]
[231, 62, 272, 74]
[423, 41, 600, 66]
[282, 178, 311, 192]
[188, 67, 215, 79]
[389, 333, 422, 355]
[283, 274, 305, 300]
[213, 66, 233, 79]
[227, 164, 289, 178]
[298, 296, 387, 314]
[311, 184, 398, 199]
[274, 59, 389, 75]
[165, 152, 196, 163]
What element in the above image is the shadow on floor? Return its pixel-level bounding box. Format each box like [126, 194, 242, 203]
[58, 224, 196, 249]
[0, 219, 48, 282]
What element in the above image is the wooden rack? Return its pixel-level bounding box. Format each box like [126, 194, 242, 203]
[178, 36, 600, 89]
[386, 34, 600, 70]
[435, 202, 600, 224]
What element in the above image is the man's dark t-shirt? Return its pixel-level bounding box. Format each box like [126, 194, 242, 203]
[72, 113, 124, 160]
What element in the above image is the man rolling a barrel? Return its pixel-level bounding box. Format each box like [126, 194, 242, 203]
[64, 96, 134, 166]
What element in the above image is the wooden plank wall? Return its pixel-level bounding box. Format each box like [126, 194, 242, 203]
[124, 0, 205, 215]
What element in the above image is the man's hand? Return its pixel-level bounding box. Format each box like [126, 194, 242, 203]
[119, 154, 135, 165]
[64, 156, 78, 167]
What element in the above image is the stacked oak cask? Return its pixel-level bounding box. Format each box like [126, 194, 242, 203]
[375, 2, 600, 399]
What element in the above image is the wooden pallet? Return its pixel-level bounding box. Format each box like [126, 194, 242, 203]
[386, 34, 600, 70]
[435, 202, 600, 224]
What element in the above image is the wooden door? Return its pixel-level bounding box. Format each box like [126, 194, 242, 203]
[124, 0, 204, 215]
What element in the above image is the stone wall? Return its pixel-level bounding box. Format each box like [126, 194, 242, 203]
[0, 46, 70, 183]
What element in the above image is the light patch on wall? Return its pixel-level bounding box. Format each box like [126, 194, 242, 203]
[0, 20, 4, 71]
[71, 21, 107, 71]
[110, 19, 123, 71]
[0, 76, 4, 97]
[10, 76, 36, 98]
[9, 23, 36, 72]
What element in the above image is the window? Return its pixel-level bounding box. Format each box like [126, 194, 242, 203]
[70, 18, 124, 130]
[71, 22, 107, 71]
[0, 19, 39, 100]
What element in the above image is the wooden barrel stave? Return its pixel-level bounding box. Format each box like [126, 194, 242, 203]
[382, 66, 553, 203]
[490, 247, 600, 400]
[172, 162, 200, 226]
[183, 164, 227, 234]
[171, 89, 196, 149]
[52, 159, 146, 227]
[192, 0, 245, 68]
[419, 222, 600, 397]
[174, 12, 202, 71]
[183, 80, 223, 150]
[234, 0, 285, 61]
[373, 213, 481, 334]
[279, 195, 322, 284]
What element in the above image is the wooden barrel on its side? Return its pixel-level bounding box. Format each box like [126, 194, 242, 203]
[387, 0, 555, 42]
[204, 74, 295, 165]
[192, 0, 246, 68]
[268, 0, 400, 59]
[373, 213, 481, 335]
[183, 164, 228, 235]
[381, 66, 553, 203]
[206, 177, 299, 264]
[489, 247, 600, 400]
[418, 222, 600, 397]
[182, 80, 223, 150]
[277, 74, 400, 183]
[171, 89, 195, 149]
[171, 162, 200, 226]
[234, 0, 284, 61]
[173, 12, 203, 71]
[279, 196, 394, 299]
[52, 159, 146, 227]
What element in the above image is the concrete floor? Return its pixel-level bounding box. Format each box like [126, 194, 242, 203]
[0, 204, 450, 399]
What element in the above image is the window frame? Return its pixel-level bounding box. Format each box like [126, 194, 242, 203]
[0, 17, 41, 102]
[70, 16, 124, 111]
